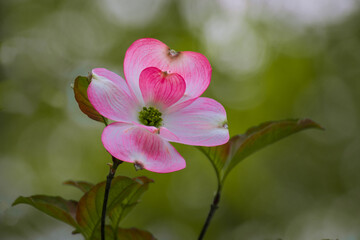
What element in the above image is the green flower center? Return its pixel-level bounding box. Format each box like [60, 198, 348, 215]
[138, 106, 163, 128]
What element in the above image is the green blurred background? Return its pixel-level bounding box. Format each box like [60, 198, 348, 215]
[1, 0, 360, 239]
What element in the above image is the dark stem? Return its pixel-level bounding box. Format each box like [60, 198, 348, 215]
[198, 187, 222, 240]
[101, 156, 122, 240]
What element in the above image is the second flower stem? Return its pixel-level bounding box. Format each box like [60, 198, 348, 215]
[101, 156, 122, 240]
[198, 186, 222, 240]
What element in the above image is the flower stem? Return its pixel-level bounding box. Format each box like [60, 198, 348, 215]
[101, 156, 122, 240]
[198, 186, 222, 240]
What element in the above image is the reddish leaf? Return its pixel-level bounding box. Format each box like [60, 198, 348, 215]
[12, 195, 78, 228]
[109, 176, 154, 231]
[76, 176, 153, 240]
[92, 226, 156, 240]
[198, 118, 323, 184]
[116, 227, 156, 240]
[64, 180, 94, 193]
[73, 75, 107, 123]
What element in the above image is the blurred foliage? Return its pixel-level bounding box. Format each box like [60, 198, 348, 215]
[1, 0, 360, 239]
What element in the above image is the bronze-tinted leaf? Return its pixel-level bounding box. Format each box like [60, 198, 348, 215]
[92, 226, 156, 240]
[73, 75, 107, 124]
[64, 180, 94, 193]
[199, 118, 323, 184]
[109, 176, 154, 231]
[76, 176, 153, 240]
[198, 136, 243, 185]
[12, 195, 78, 228]
[116, 227, 156, 240]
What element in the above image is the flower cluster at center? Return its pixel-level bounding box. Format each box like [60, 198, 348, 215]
[138, 106, 163, 128]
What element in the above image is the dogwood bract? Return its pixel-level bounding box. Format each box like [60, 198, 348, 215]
[88, 38, 229, 173]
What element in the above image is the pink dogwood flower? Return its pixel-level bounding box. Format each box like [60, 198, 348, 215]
[88, 38, 229, 173]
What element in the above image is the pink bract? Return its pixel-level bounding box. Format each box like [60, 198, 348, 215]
[88, 38, 229, 173]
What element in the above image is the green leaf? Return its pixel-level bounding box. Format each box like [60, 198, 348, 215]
[198, 118, 323, 185]
[76, 176, 153, 240]
[73, 75, 107, 124]
[12, 195, 78, 228]
[109, 176, 154, 234]
[64, 180, 94, 193]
